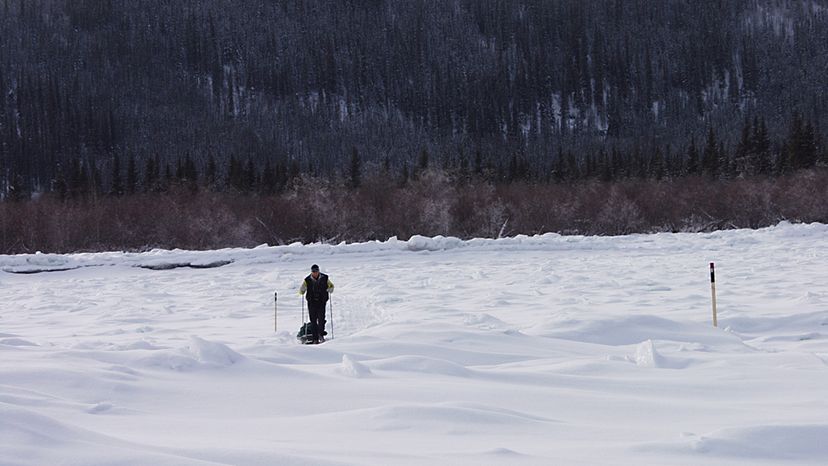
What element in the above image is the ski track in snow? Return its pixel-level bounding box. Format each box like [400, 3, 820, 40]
[1, 222, 827, 465]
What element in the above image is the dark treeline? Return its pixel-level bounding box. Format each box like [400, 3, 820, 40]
[3, 112, 825, 202]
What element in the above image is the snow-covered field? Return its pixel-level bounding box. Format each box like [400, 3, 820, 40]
[2, 222, 827, 465]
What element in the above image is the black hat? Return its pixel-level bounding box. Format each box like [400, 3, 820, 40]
[311, 264, 319, 272]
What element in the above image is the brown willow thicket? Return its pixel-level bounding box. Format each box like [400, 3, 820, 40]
[1, 169, 825, 254]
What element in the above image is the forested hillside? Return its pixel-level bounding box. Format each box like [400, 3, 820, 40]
[1, 0, 827, 252]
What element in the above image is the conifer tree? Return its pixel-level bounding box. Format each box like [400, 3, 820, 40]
[776, 146, 792, 175]
[508, 154, 519, 183]
[702, 128, 719, 178]
[599, 149, 612, 182]
[719, 142, 735, 180]
[53, 163, 68, 199]
[787, 112, 806, 170]
[611, 147, 624, 180]
[416, 149, 429, 179]
[473, 150, 483, 178]
[817, 130, 827, 166]
[90, 163, 103, 197]
[144, 157, 158, 192]
[110, 154, 123, 196]
[183, 153, 198, 185]
[457, 150, 469, 184]
[163, 163, 173, 191]
[551, 148, 565, 182]
[8, 172, 27, 202]
[664, 144, 678, 179]
[753, 117, 772, 175]
[399, 161, 409, 187]
[685, 139, 700, 175]
[651, 146, 665, 180]
[227, 156, 241, 191]
[584, 152, 597, 179]
[288, 160, 301, 182]
[205, 155, 217, 190]
[175, 158, 184, 183]
[734, 118, 752, 176]
[126, 156, 137, 194]
[244, 158, 257, 192]
[348, 146, 361, 189]
[786, 112, 817, 170]
[632, 146, 647, 179]
[261, 159, 276, 194]
[275, 161, 288, 192]
[801, 120, 817, 168]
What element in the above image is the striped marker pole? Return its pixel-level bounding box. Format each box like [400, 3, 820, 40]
[710, 263, 718, 327]
[274, 291, 278, 332]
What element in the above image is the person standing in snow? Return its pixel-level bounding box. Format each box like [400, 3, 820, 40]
[300, 264, 334, 343]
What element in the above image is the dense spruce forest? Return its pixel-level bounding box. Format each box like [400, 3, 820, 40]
[1, 0, 827, 253]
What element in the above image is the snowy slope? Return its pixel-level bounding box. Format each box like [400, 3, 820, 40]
[1, 222, 827, 465]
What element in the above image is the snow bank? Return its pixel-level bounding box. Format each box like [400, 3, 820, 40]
[3, 221, 823, 274]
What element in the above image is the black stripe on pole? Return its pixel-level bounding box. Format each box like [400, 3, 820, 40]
[710, 262, 715, 283]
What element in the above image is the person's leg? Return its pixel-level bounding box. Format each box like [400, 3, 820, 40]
[308, 302, 323, 342]
[318, 301, 327, 337]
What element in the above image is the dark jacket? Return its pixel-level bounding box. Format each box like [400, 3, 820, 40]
[300, 273, 333, 303]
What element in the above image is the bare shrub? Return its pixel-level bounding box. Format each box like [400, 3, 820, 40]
[451, 181, 507, 238]
[774, 170, 828, 223]
[252, 195, 309, 245]
[591, 185, 645, 235]
[721, 178, 777, 228]
[1, 168, 827, 253]
[396, 169, 455, 237]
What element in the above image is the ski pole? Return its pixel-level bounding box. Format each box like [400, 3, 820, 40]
[329, 295, 334, 340]
[274, 291, 278, 332]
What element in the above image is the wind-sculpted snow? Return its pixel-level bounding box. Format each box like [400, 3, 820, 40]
[368, 355, 474, 377]
[185, 336, 246, 367]
[691, 425, 828, 460]
[347, 402, 556, 430]
[0, 404, 221, 466]
[638, 424, 828, 461]
[1, 221, 827, 465]
[534, 314, 750, 349]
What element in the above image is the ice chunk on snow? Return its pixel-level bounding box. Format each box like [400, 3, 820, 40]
[635, 340, 665, 368]
[339, 354, 372, 378]
[406, 235, 464, 251]
[185, 336, 245, 367]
